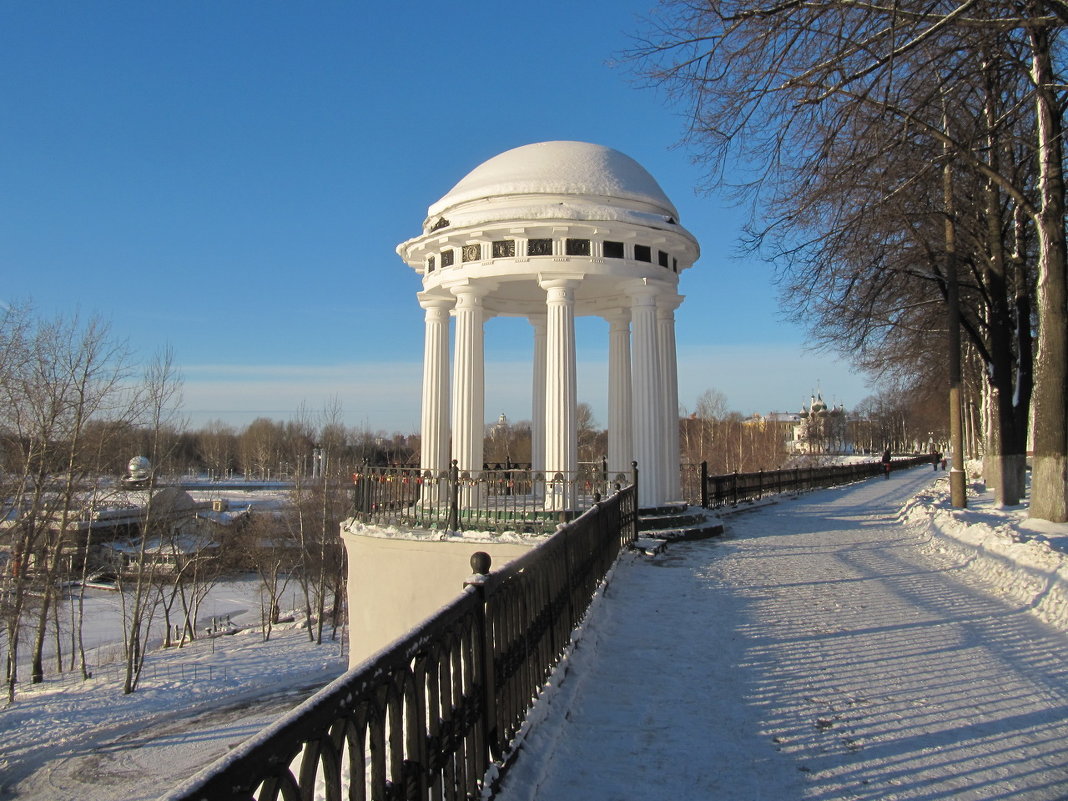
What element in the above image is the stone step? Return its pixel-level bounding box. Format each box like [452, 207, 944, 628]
[632, 537, 669, 556]
[635, 505, 724, 544]
[642, 517, 724, 542]
[638, 503, 688, 517]
[638, 512, 708, 532]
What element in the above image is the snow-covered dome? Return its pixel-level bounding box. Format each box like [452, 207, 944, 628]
[128, 456, 151, 476]
[398, 140, 699, 318]
[423, 141, 681, 231]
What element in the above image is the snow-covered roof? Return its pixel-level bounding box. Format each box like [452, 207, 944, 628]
[765, 412, 801, 423]
[426, 141, 680, 225]
[100, 532, 217, 555]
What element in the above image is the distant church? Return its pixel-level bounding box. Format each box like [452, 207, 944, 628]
[791, 393, 851, 454]
[749, 391, 857, 456]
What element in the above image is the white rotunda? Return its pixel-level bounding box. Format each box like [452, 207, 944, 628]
[397, 141, 700, 508]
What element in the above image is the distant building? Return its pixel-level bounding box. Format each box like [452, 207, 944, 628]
[792, 394, 851, 454]
[0, 487, 250, 581]
[754, 394, 855, 455]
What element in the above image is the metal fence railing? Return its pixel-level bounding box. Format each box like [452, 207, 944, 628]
[161, 484, 638, 801]
[351, 460, 635, 534]
[682, 456, 930, 509]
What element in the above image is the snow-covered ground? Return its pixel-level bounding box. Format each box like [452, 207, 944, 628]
[0, 486, 347, 801]
[493, 467, 1068, 800]
[2, 468, 1067, 800]
[0, 576, 346, 801]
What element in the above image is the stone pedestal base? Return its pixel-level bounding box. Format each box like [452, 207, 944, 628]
[341, 522, 536, 668]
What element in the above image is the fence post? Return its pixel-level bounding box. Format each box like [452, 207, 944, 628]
[732, 471, 739, 506]
[631, 461, 639, 511]
[448, 459, 460, 532]
[464, 551, 500, 762]
[352, 461, 369, 519]
[563, 504, 578, 631]
[700, 461, 708, 509]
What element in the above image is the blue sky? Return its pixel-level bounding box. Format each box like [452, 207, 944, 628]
[1, 1, 873, 433]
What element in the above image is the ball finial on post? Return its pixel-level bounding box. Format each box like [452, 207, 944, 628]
[470, 551, 492, 576]
[464, 551, 492, 589]
[472, 551, 491, 576]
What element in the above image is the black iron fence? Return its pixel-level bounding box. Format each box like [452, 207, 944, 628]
[161, 484, 638, 801]
[351, 460, 633, 534]
[681, 456, 931, 508]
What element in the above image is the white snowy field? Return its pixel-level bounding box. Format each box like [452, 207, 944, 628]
[0, 574, 346, 801]
[493, 467, 1068, 800]
[1, 468, 1067, 800]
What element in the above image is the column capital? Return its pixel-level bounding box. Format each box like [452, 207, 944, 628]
[656, 292, 685, 314]
[603, 307, 632, 327]
[538, 275, 583, 292]
[446, 282, 497, 315]
[417, 292, 455, 312]
[444, 279, 497, 300]
[624, 277, 672, 303]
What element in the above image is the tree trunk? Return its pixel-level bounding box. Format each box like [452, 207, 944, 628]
[981, 134, 1024, 506]
[944, 140, 967, 508]
[1028, 27, 1068, 522]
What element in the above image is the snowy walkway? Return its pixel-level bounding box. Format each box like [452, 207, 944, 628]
[494, 468, 1068, 800]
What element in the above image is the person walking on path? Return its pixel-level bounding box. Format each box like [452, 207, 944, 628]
[494, 468, 1068, 800]
[882, 447, 892, 478]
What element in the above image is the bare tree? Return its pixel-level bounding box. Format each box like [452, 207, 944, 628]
[633, 0, 1066, 518]
[120, 347, 184, 694]
[235, 512, 296, 642]
[26, 316, 131, 686]
[576, 402, 606, 463]
[286, 402, 347, 646]
[679, 389, 788, 473]
[0, 303, 35, 702]
[0, 308, 132, 700]
[197, 419, 237, 480]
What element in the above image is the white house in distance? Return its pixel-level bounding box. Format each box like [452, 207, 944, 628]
[342, 141, 700, 666]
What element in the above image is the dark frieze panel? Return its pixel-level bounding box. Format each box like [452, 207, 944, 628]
[527, 238, 553, 256]
[565, 238, 591, 256]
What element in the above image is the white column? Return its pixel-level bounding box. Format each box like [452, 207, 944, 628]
[628, 280, 664, 507]
[541, 278, 580, 511]
[450, 285, 487, 502]
[607, 309, 633, 481]
[419, 296, 452, 478]
[418, 296, 453, 508]
[530, 314, 547, 474]
[658, 294, 683, 501]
